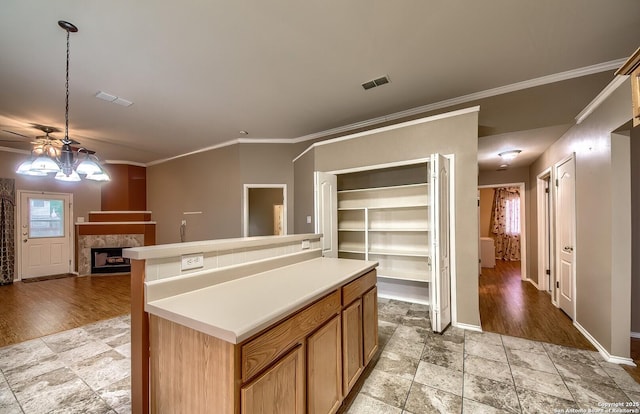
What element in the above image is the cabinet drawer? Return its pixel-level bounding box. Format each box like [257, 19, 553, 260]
[241, 290, 341, 382]
[342, 270, 376, 306]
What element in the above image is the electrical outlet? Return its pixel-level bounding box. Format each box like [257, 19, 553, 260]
[181, 254, 204, 271]
[301, 240, 310, 250]
[306, 215, 311, 224]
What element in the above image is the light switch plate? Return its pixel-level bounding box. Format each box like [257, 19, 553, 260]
[306, 215, 311, 224]
[181, 254, 204, 271]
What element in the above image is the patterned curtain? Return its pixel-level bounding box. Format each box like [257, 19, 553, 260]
[0, 178, 16, 285]
[490, 187, 521, 261]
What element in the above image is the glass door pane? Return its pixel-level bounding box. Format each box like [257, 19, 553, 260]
[29, 198, 64, 238]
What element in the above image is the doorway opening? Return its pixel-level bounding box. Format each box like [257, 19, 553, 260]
[478, 183, 526, 281]
[243, 185, 287, 237]
[536, 168, 556, 303]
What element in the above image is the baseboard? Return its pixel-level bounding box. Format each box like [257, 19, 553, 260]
[574, 321, 636, 366]
[526, 278, 539, 290]
[377, 293, 428, 306]
[631, 332, 640, 339]
[453, 322, 482, 332]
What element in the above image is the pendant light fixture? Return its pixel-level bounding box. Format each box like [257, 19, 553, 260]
[15, 20, 110, 182]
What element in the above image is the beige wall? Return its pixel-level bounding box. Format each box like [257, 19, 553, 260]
[0, 150, 102, 224]
[478, 188, 494, 238]
[293, 148, 316, 234]
[147, 142, 307, 244]
[239, 142, 307, 235]
[529, 80, 633, 358]
[631, 126, 640, 335]
[147, 145, 242, 244]
[299, 109, 481, 327]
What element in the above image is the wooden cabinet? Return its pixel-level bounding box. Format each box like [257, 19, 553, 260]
[307, 315, 342, 414]
[363, 286, 379, 365]
[149, 269, 378, 414]
[341, 270, 379, 395]
[342, 298, 363, 394]
[241, 345, 305, 414]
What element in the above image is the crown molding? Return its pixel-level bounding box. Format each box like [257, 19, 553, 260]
[104, 160, 148, 167]
[575, 76, 628, 124]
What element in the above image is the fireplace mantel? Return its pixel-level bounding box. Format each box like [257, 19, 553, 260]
[75, 211, 156, 276]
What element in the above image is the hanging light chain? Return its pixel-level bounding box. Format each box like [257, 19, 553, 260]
[64, 27, 70, 144]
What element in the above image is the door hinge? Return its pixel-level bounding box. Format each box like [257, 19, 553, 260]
[545, 188, 549, 194]
[555, 179, 559, 187]
[556, 281, 560, 288]
[545, 269, 550, 275]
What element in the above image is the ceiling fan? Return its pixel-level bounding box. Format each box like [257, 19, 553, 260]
[0, 124, 94, 155]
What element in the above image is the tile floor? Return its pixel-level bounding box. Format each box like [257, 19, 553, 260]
[0, 300, 638, 413]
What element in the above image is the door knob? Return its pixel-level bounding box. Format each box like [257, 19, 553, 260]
[23, 239, 28, 243]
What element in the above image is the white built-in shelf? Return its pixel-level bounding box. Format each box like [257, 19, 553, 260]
[338, 183, 429, 210]
[377, 269, 429, 283]
[369, 249, 429, 258]
[337, 182, 428, 194]
[368, 228, 429, 232]
[367, 204, 428, 210]
[338, 249, 366, 254]
[336, 166, 432, 286]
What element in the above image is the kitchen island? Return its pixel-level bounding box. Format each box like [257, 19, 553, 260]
[124, 234, 379, 414]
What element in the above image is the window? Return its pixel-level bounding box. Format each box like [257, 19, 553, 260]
[29, 198, 64, 238]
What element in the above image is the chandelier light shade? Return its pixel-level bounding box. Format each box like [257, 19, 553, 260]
[15, 20, 110, 182]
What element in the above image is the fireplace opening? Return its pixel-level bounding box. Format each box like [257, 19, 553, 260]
[91, 247, 131, 274]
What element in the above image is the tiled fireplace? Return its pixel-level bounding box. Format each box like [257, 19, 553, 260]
[76, 211, 155, 275]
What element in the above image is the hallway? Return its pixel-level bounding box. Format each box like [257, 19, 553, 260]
[479, 260, 593, 349]
[479, 259, 639, 383]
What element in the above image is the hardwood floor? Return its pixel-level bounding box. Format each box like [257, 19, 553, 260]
[0, 274, 130, 348]
[479, 260, 595, 350]
[480, 260, 640, 384]
[626, 337, 640, 384]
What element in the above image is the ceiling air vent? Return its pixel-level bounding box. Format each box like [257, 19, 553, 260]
[362, 75, 390, 90]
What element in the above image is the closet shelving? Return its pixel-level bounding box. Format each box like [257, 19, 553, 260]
[337, 181, 431, 283]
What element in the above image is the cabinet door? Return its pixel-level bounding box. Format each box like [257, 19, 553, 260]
[307, 315, 342, 414]
[342, 298, 363, 394]
[362, 287, 379, 365]
[241, 345, 305, 414]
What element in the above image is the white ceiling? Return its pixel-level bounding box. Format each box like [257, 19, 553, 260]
[0, 1, 638, 169]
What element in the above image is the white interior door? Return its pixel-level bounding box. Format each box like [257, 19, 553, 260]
[314, 172, 338, 258]
[430, 154, 451, 332]
[555, 156, 575, 319]
[19, 192, 72, 279]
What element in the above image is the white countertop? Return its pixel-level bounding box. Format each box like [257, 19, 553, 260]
[145, 257, 377, 344]
[125, 233, 320, 260]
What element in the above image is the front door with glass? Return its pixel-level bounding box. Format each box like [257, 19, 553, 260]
[19, 192, 72, 279]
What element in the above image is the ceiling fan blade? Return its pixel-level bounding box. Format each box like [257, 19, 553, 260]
[1, 129, 31, 139]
